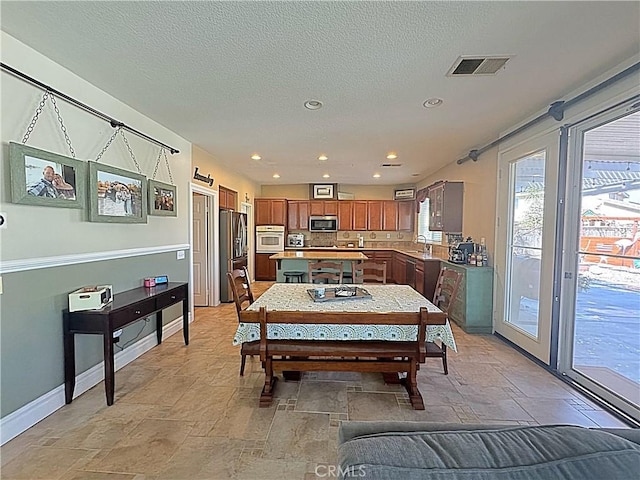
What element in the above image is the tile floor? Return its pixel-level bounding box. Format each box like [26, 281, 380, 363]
[1, 281, 629, 480]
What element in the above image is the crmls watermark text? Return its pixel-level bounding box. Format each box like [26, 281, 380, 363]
[315, 464, 367, 478]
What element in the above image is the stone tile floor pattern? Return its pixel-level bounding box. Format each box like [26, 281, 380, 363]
[1, 282, 630, 479]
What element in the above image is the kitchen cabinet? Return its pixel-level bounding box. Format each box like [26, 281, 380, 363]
[255, 253, 277, 281]
[255, 198, 287, 226]
[382, 201, 398, 231]
[309, 200, 337, 216]
[367, 201, 383, 230]
[288, 201, 309, 230]
[352, 201, 368, 230]
[415, 260, 425, 296]
[219, 185, 237, 210]
[444, 262, 493, 334]
[428, 181, 463, 232]
[398, 201, 415, 231]
[393, 252, 407, 285]
[338, 201, 353, 230]
[406, 258, 416, 290]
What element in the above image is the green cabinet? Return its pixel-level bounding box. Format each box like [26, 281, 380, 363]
[444, 262, 493, 334]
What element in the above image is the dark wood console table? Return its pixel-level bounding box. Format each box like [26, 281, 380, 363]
[63, 282, 189, 406]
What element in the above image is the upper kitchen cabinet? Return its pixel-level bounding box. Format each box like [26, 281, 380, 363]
[338, 201, 353, 230]
[382, 201, 398, 231]
[288, 201, 309, 230]
[428, 181, 463, 232]
[367, 201, 384, 230]
[219, 185, 238, 211]
[255, 198, 288, 226]
[397, 200, 415, 231]
[309, 200, 338, 216]
[352, 201, 368, 230]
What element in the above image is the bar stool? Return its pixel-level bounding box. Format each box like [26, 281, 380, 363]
[283, 271, 305, 283]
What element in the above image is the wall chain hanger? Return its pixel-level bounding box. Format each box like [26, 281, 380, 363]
[22, 89, 77, 158]
[151, 147, 174, 185]
[94, 125, 142, 175]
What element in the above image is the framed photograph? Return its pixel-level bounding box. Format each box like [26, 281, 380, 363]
[88, 161, 147, 223]
[394, 188, 416, 201]
[148, 179, 177, 217]
[311, 183, 337, 199]
[9, 142, 86, 209]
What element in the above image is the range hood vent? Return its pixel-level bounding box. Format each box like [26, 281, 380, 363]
[448, 56, 512, 76]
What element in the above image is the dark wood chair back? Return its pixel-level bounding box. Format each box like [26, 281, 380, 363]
[432, 267, 462, 314]
[351, 261, 387, 284]
[227, 266, 254, 316]
[308, 261, 344, 284]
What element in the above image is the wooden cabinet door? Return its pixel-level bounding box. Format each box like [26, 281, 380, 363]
[309, 201, 324, 216]
[298, 201, 309, 230]
[270, 199, 287, 226]
[229, 190, 238, 210]
[338, 201, 353, 230]
[415, 260, 425, 295]
[428, 186, 443, 231]
[255, 199, 271, 225]
[352, 201, 368, 230]
[382, 201, 398, 231]
[367, 201, 383, 230]
[324, 201, 338, 215]
[288, 201, 300, 230]
[394, 253, 407, 285]
[398, 201, 414, 231]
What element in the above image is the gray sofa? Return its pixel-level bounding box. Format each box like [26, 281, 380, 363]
[338, 422, 640, 479]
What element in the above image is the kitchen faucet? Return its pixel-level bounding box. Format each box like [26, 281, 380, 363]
[416, 235, 430, 255]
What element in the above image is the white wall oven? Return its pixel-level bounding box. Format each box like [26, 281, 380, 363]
[256, 225, 285, 253]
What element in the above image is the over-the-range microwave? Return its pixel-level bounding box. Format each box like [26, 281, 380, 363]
[309, 215, 338, 232]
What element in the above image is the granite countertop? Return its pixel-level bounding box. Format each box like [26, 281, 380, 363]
[283, 246, 439, 261]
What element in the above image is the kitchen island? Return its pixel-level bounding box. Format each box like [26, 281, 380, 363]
[270, 250, 368, 282]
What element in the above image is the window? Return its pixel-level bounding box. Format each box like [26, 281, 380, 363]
[416, 199, 442, 243]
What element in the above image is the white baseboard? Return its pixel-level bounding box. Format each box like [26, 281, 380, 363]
[0, 317, 184, 445]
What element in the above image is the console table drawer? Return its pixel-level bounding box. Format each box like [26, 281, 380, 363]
[156, 287, 186, 310]
[112, 298, 156, 328]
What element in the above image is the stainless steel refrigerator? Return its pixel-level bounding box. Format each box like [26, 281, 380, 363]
[220, 210, 248, 302]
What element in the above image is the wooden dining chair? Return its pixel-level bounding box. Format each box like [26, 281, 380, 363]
[428, 267, 462, 374]
[227, 266, 256, 375]
[351, 261, 387, 284]
[308, 261, 344, 284]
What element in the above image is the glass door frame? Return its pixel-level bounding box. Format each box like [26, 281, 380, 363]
[558, 98, 640, 420]
[494, 131, 561, 364]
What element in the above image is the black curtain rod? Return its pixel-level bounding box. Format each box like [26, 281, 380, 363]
[457, 61, 640, 165]
[1, 62, 180, 155]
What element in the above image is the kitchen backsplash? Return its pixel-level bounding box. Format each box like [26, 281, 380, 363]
[291, 230, 439, 249]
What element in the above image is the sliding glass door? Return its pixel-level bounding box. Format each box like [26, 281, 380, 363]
[560, 103, 640, 420]
[495, 132, 559, 363]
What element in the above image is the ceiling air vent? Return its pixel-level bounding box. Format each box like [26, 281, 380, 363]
[448, 55, 512, 76]
[381, 163, 402, 167]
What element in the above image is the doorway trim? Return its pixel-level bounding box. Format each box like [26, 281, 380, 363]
[190, 183, 219, 308]
[240, 201, 254, 281]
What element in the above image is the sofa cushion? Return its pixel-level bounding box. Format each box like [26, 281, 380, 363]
[338, 424, 640, 480]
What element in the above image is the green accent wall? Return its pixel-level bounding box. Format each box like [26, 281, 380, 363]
[0, 251, 189, 417]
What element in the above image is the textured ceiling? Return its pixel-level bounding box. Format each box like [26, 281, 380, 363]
[1, 1, 639, 186]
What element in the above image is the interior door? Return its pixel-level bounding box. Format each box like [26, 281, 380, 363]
[494, 131, 559, 363]
[192, 192, 208, 306]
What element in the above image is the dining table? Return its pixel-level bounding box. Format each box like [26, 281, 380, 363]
[233, 283, 457, 350]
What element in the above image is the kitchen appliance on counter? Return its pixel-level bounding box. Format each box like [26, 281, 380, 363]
[309, 215, 338, 232]
[287, 233, 305, 247]
[449, 239, 475, 264]
[220, 210, 248, 302]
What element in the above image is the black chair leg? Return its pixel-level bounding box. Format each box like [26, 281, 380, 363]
[442, 345, 448, 375]
[240, 354, 247, 376]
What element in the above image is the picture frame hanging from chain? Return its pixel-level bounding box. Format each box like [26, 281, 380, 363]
[88, 161, 147, 223]
[148, 179, 177, 217]
[9, 142, 86, 209]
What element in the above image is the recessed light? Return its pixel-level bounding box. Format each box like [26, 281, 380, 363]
[318, 154, 328, 161]
[304, 100, 323, 110]
[322, 174, 330, 178]
[386, 153, 398, 160]
[251, 154, 261, 160]
[373, 173, 381, 178]
[272, 174, 280, 179]
[423, 98, 443, 108]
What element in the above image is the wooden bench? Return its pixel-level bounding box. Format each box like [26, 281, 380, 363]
[240, 306, 445, 410]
